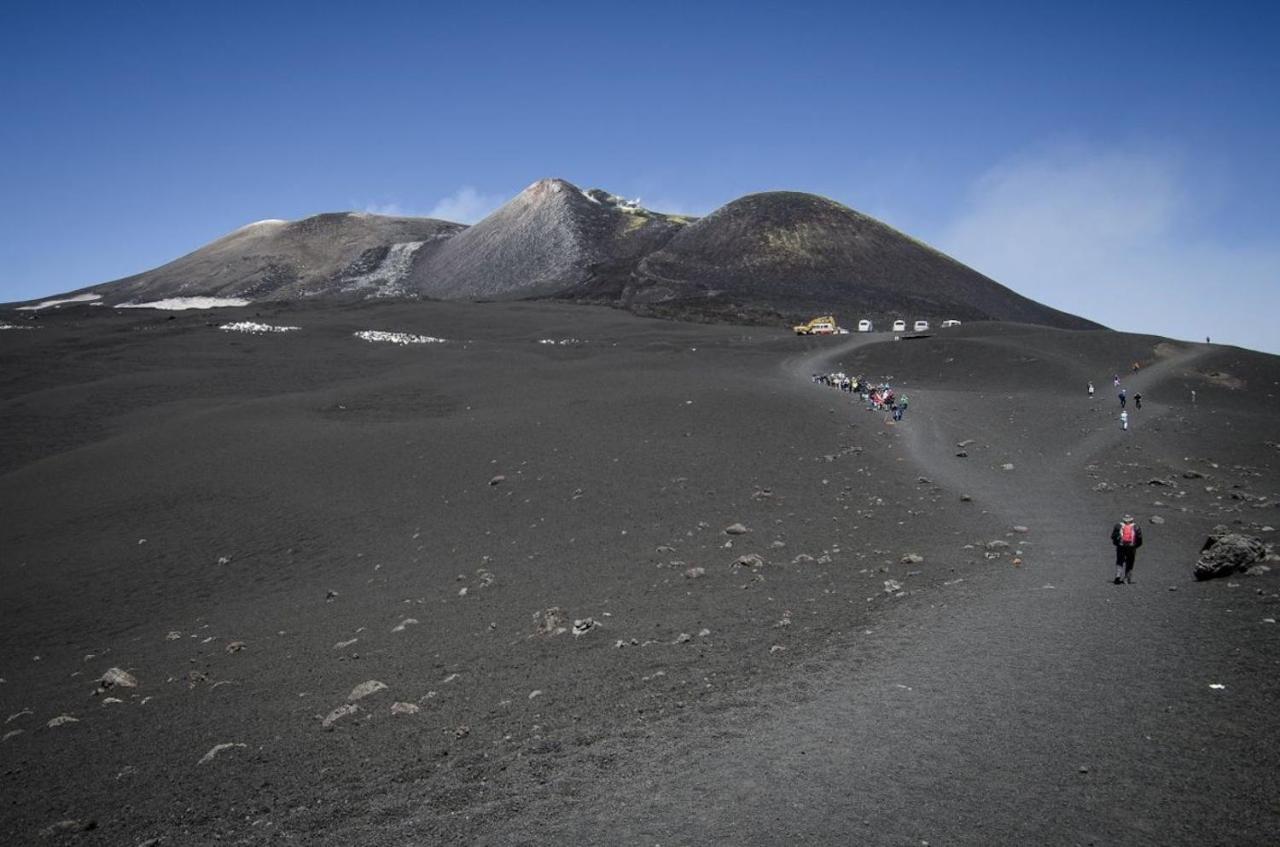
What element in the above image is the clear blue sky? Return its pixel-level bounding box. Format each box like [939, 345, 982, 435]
[2, 1, 1277, 352]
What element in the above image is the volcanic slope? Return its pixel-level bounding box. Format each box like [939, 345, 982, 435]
[627, 191, 1098, 328]
[0, 305, 1276, 845]
[408, 178, 690, 300]
[74, 212, 464, 305]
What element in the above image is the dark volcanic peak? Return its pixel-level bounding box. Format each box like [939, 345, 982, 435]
[628, 191, 1098, 329]
[65, 212, 465, 305]
[409, 178, 688, 300]
[13, 181, 1096, 332]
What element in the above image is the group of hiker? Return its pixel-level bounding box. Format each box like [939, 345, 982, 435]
[811, 372, 910, 421]
[1088, 375, 1143, 431]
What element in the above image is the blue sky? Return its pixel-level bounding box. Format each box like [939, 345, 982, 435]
[2, 1, 1277, 352]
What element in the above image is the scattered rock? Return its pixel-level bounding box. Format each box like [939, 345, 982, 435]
[1245, 564, 1271, 577]
[791, 553, 815, 564]
[2, 729, 23, 742]
[724, 522, 750, 535]
[1001, 463, 1015, 471]
[957, 439, 975, 448]
[675, 632, 693, 644]
[348, 680, 389, 701]
[955, 451, 968, 458]
[391, 618, 419, 633]
[97, 667, 138, 693]
[683, 566, 706, 579]
[1148, 478, 1172, 486]
[534, 607, 568, 636]
[985, 540, 1010, 551]
[1195, 530, 1266, 581]
[390, 702, 420, 715]
[225, 641, 247, 653]
[322, 703, 359, 729]
[1183, 469, 1206, 479]
[47, 714, 79, 728]
[1150, 515, 1166, 525]
[453, 724, 470, 738]
[883, 579, 903, 594]
[1011, 526, 1029, 533]
[571, 618, 598, 637]
[489, 475, 506, 486]
[334, 638, 359, 650]
[959, 494, 972, 502]
[165, 631, 182, 641]
[900, 554, 924, 564]
[732, 553, 766, 570]
[197, 742, 246, 766]
[325, 589, 340, 602]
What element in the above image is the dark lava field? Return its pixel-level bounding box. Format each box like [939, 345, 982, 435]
[2, 300, 1277, 845]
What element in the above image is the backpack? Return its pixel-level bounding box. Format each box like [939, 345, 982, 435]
[1119, 522, 1136, 545]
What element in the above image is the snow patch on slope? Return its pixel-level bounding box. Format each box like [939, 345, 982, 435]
[354, 330, 446, 345]
[0, 323, 37, 330]
[17, 293, 102, 310]
[219, 322, 300, 334]
[116, 297, 251, 310]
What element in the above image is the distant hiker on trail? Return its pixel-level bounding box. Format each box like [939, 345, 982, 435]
[1119, 388, 1127, 408]
[1134, 392, 1142, 410]
[899, 395, 909, 419]
[1191, 389, 1197, 404]
[1132, 361, 1141, 372]
[1113, 374, 1120, 387]
[1111, 515, 1143, 584]
[1120, 410, 1129, 431]
[1088, 381, 1094, 398]
[890, 401, 901, 421]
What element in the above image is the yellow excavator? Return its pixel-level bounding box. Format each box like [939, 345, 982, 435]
[793, 315, 837, 335]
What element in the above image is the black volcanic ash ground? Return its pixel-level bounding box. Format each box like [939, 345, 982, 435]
[1, 301, 1277, 845]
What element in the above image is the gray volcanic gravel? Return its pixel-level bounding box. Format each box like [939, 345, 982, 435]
[0, 302, 1277, 845]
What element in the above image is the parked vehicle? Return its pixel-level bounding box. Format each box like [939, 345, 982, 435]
[892, 319, 906, 332]
[793, 315, 838, 335]
[857, 319, 873, 332]
[914, 320, 930, 332]
[941, 319, 962, 328]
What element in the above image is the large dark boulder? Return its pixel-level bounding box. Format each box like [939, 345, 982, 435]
[1195, 526, 1266, 580]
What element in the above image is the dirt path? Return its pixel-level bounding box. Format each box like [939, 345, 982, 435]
[478, 340, 1278, 845]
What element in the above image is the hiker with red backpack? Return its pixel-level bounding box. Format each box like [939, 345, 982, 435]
[1110, 515, 1143, 584]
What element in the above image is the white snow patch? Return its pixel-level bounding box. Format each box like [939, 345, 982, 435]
[117, 297, 251, 311]
[17, 293, 102, 311]
[219, 322, 300, 334]
[0, 323, 36, 330]
[537, 338, 585, 345]
[354, 330, 446, 345]
[236, 219, 287, 232]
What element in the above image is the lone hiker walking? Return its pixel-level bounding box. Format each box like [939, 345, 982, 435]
[1088, 381, 1094, 398]
[1119, 388, 1127, 408]
[1120, 409, 1129, 431]
[1111, 514, 1143, 584]
[1134, 392, 1142, 410]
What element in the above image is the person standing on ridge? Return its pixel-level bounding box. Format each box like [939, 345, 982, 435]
[898, 395, 909, 419]
[1111, 514, 1143, 584]
[1134, 392, 1142, 410]
[1088, 381, 1095, 398]
[1119, 388, 1127, 408]
[1120, 409, 1129, 430]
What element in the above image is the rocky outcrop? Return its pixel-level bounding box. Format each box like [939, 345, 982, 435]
[1195, 526, 1267, 580]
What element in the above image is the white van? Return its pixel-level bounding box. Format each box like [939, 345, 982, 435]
[941, 319, 962, 328]
[913, 320, 929, 332]
[891, 319, 906, 332]
[857, 319, 873, 332]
